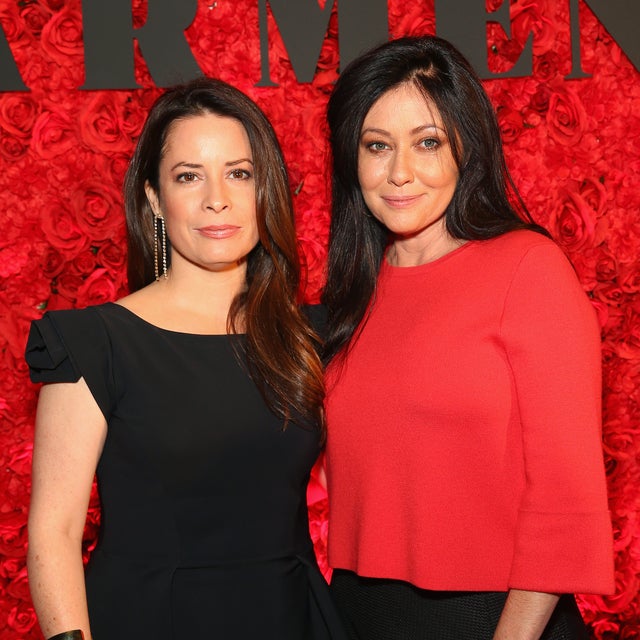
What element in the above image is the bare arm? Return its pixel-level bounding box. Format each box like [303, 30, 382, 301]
[492, 589, 560, 640]
[28, 379, 107, 640]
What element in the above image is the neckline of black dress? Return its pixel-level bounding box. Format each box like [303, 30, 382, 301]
[105, 302, 245, 339]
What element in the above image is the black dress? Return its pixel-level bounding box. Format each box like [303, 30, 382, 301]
[26, 303, 345, 640]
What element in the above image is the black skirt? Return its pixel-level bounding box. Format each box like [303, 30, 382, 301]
[330, 569, 589, 640]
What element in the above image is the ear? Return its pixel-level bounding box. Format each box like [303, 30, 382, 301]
[144, 180, 161, 217]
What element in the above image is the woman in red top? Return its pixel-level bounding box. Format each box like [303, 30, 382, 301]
[322, 35, 613, 640]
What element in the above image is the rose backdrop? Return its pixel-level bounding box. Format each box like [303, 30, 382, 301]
[0, 0, 638, 637]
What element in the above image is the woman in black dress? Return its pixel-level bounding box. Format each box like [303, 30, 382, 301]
[26, 78, 344, 640]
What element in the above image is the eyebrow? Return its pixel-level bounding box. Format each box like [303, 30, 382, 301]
[361, 124, 446, 137]
[169, 158, 254, 171]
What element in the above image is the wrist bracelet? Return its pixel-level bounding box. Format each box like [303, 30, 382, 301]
[47, 631, 84, 640]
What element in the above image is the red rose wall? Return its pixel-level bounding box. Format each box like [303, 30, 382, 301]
[0, 0, 638, 637]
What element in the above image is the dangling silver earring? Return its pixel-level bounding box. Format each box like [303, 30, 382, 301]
[154, 214, 168, 280]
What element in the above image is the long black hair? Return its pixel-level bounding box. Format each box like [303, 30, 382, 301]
[322, 35, 547, 365]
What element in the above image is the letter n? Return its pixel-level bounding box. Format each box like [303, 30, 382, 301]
[578, 0, 640, 73]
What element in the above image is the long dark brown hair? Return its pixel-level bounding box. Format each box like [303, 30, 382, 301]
[124, 77, 324, 434]
[322, 35, 548, 366]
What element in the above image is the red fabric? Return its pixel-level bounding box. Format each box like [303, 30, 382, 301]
[325, 230, 614, 594]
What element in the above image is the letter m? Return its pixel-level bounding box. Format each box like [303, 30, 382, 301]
[257, 0, 389, 85]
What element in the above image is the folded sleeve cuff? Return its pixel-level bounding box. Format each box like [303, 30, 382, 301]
[509, 510, 615, 594]
[25, 314, 80, 383]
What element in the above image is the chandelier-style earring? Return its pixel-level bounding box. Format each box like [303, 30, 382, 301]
[154, 214, 168, 280]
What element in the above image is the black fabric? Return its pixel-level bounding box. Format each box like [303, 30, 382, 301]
[330, 569, 589, 640]
[26, 303, 346, 640]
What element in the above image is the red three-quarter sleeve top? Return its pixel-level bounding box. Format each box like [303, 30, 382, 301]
[325, 230, 614, 594]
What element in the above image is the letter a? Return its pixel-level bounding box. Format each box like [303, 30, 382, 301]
[0, 26, 27, 91]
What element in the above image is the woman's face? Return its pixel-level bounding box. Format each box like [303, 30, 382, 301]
[357, 82, 459, 246]
[145, 113, 259, 274]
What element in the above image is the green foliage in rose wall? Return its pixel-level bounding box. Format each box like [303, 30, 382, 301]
[0, 1, 638, 638]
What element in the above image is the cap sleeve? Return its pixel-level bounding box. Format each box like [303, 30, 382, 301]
[25, 307, 115, 419]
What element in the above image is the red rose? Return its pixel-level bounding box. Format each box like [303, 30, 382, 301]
[42, 293, 76, 312]
[0, 555, 22, 579]
[603, 421, 640, 463]
[549, 190, 596, 252]
[511, 0, 559, 53]
[546, 89, 588, 146]
[6, 566, 30, 600]
[601, 564, 640, 613]
[55, 272, 84, 304]
[593, 282, 625, 308]
[69, 249, 98, 278]
[590, 615, 621, 639]
[40, 246, 67, 279]
[389, 3, 435, 39]
[529, 85, 551, 115]
[0, 4, 28, 43]
[5, 598, 37, 635]
[113, 153, 133, 184]
[40, 198, 89, 253]
[0, 129, 28, 160]
[71, 182, 125, 242]
[295, 173, 330, 239]
[76, 268, 117, 307]
[0, 511, 27, 557]
[40, 7, 83, 64]
[533, 52, 561, 84]
[595, 251, 617, 283]
[618, 262, 640, 295]
[19, 2, 52, 38]
[497, 106, 524, 144]
[569, 249, 598, 290]
[589, 298, 609, 330]
[20, 52, 58, 90]
[31, 107, 76, 159]
[578, 177, 607, 215]
[79, 93, 138, 154]
[0, 94, 39, 138]
[96, 240, 127, 273]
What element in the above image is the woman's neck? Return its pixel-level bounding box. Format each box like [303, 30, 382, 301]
[120, 262, 248, 335]
[387, 227, 465, 267]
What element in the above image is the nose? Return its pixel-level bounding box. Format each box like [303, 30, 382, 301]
[387, 148, 414, 187]
[203, 177, 230, 213]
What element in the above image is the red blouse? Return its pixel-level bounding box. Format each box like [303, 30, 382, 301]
[325, 230, 614, 594]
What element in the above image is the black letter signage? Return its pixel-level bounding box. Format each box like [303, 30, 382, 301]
[82, 0, 201, 90]
[258, 0, 388, 86]
[435, 0, 533, 78]
[581, 0, 640, 71]
[0, 26, 27, 91]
